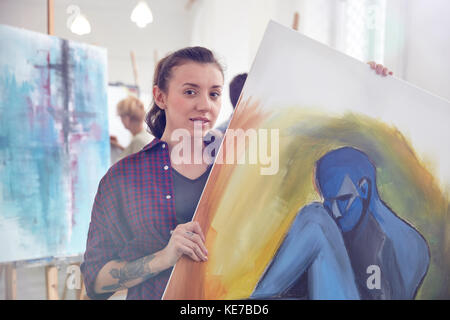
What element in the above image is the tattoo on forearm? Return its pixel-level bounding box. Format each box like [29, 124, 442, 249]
[101, 254, 157, 292]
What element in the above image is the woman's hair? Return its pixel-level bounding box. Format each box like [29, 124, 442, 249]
[146, 46, 224, 139]
[116, 95, 146, 122]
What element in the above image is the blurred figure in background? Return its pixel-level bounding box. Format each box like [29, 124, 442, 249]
[215, 72, 247, 133]
[111, 96, 153, 162]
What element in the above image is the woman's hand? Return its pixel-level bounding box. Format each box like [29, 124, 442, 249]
[161, 221, 208, 267]
[367, 61, 393, 76]
[94, 223, 207, 294]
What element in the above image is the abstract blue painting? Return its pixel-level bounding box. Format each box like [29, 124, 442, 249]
[0, 25, 110, 263]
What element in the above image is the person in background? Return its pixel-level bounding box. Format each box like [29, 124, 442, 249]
[215, 73, 247, 133]
[114, 96, 154, 160]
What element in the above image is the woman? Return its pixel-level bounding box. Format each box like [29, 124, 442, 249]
[81, 46, 223, 300]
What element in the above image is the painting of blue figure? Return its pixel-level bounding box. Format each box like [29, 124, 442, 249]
[163, 21, 449, 300]
[315, 147, 430, 299]
[0, 25, 110, 263]
[252, 147, 430, 300]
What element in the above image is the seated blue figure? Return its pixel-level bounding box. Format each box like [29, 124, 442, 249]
[315, 146, 430, 299]
[251, 147, 429, 300]
[251, 201, 360, 300]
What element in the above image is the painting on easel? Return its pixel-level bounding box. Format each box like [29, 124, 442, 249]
[163, 21, 450, 299]
[0, 25, 110, 263]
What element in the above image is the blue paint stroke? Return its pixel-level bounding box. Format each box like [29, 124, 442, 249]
[251, 203, 360, 300]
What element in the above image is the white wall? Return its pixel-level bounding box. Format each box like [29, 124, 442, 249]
[0, 0, 196, 98]
[1, 0, 448, 109]
[189, 0, 301, 126]
[403, 0, 450, 101]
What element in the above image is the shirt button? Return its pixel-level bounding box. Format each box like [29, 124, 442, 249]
[163, 165, 169, 170]
[166, 194, 172, 200]
[162, 144, 166, 149]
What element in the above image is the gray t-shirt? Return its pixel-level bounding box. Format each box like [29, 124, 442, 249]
[172, 165, 212, 225]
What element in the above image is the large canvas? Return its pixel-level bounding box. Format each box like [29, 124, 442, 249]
[0, 25, 109, 263]
[164, 21, 450, 299]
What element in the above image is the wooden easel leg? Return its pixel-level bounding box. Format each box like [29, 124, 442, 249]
[73, 262, 87, 300]
[5, 264, 17, 300]
[292, 11, 300, 31]
[61, 270, 70, 300]
[76, 278, 87, 300]
[47, 0, 54, 35]
[45, 265, 59, 300]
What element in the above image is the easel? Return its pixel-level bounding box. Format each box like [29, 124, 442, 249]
[45, 261, 87, 300]
[2, 256, 88, 300]
[44, 259, 88, 300]
[47, 0, 54, 36]
[60, 262, 87, 300]
[45, 0, 60, 301]
[2, 5, 87, 299]
[3, 264, 17, 300]
[292, 11, 300, 31]
[45, 265, 59, 300]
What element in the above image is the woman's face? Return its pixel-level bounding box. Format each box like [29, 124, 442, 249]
[156, 62, 223, 138]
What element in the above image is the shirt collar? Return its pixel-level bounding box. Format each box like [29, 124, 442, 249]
[142, 137, 165, 152]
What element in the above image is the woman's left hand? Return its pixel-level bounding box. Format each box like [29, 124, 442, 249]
[367, 61, 393, 77]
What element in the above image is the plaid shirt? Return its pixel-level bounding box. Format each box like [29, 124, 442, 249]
[81, 138, 178, 300]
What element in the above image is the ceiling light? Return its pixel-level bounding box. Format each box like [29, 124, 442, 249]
[131, 1, 153, 28]
[67, 5, 91, 36]
[70, 14, 91, 35]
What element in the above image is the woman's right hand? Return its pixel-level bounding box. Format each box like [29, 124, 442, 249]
[161, 221, 208, 267]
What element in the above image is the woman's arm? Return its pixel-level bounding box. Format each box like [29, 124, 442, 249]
[94, 221, 208, 294]
[94, 250, 166, 293]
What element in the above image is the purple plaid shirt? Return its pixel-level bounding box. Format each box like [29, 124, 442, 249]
[81, 138, 178, 300]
